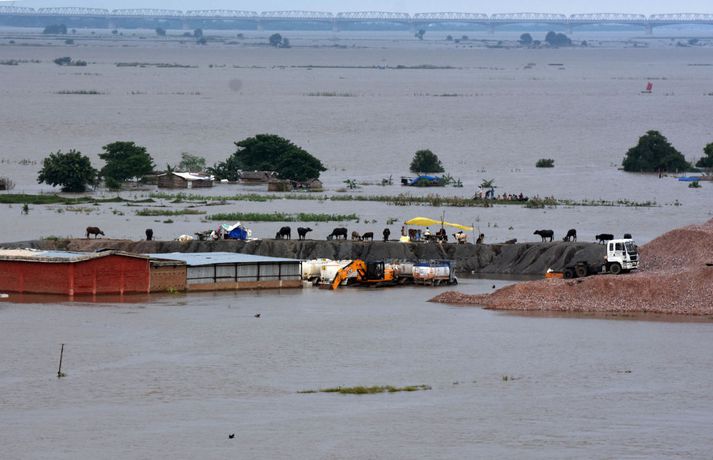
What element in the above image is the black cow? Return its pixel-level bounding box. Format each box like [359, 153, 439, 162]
[596, 233, 614, 244]
[383, 228, 391, 242]
[297, 227, 312, 240]
[623, 233, 632, 239]
[145, 228, 154, 241]
[534, 229, 554, 242]
[361, 232, 374, 241]
[327, 227, 348, 240]
[275, 226, 291, 240]
[86, 226, 104, 239]
[563, 228, 577, 242]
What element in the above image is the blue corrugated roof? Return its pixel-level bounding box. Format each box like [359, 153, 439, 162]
[148, 252, 300, 266]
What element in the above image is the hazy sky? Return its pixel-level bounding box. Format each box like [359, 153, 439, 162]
[16, 1, 713, 14]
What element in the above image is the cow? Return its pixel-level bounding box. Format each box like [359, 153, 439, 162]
[145, 228, 154, 241]
[623, 233, 632, 239]
[351, 231, 361, 240]
[86, 226, 104, 239]
[327, 227, 348, 240]
[596, 233, 614, 244]
[275, 226, 291, 240]
[534, 229, 554, 242]
[563, 228, 577, 242]
[503, 238, 517, 244]
[361, 232, 374, 241]
[297, 227, 312, 240]
[382, 228, 391, 242]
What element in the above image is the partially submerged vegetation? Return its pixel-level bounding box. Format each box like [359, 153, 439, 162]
[135, 208, 205, 216]
[208, 212, 358, 222]
[0, 194, 153, 205]
[298, 385, 431, 395]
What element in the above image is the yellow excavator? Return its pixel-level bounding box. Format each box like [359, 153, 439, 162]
[330, 260, 396, 290]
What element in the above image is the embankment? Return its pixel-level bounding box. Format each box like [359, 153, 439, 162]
[431, 218, 713, 316]
[0, 238, 605, 276]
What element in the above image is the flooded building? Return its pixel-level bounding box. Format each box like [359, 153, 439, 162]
[157, 172, 213, 189]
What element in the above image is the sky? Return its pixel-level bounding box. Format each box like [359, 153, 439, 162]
[12, 1, 713, 14]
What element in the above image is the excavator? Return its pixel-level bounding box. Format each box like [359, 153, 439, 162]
[330, 259, 396, 290]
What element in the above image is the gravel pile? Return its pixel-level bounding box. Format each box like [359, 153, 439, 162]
[431, 218, 713, 316]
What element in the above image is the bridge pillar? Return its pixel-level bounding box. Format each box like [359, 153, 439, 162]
[257, 20, 264, 31]
[181, 19, 189, 30]
[489, 24, 495, 34]
[332, 20, 339, 33]
[645, 24, 653, 35]
[567, 24, 573, 34]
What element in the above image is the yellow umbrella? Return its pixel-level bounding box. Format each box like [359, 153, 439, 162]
[404, 217, 473, 231]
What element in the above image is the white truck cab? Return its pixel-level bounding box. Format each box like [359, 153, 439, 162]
[605, 239, 639, 274]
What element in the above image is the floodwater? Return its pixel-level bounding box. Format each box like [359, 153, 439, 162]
[2, 28, 713, 458]
[2, 279, 713, 459]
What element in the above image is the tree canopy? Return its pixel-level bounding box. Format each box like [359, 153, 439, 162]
[410, 149, 445, 174]
[213, 134, 326, 182]
[99, 141, 155, 187]
[37, 149, 97, 192]
[178, 152, 206, 172]
[545, 31, 571, 47]
[696, 142, 713, 169]
[622, 130, 692, 172]
[519, 33, 533, 45]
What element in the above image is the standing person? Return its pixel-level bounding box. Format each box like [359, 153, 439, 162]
[401, 225, 406, 236]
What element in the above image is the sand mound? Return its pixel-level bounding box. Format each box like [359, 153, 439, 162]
[432, 218, 713, 316]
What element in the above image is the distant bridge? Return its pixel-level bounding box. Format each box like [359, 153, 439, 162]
[1, 7, 713, 33]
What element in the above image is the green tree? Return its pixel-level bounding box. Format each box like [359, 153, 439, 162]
[696, 142, 713, 168]
[219, 134, 326, 182]
[207, 155, 242, 182]
[99, 141, 155, 186]
[409, 149, 445, 173]
[193, 28, 203, 38]
[519, 33, 533, 45]
[415, 29, 426, 40]
[545, 31, 571, 46]
[178, 152, 206, 172]
[37, 149, 97, 192]
[622, 130, 692, 172]
[155, 27, 166, 37]
[269, 33, 283, 47]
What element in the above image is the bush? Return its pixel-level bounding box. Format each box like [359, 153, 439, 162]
[53, 56, 86, 66]
[155, 27, 166, 37]
[545, 31, 572, 47]
[535, 158, 555, 168]
[622, 130, 692, 172]
[410, 149, 444, 173]
[519, 33, 533, 45]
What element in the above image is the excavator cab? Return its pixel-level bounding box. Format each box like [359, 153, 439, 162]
[365, 261, 385, 281]
[330, 259, 395, 289]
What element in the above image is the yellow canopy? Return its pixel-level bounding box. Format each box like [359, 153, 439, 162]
[404, 217, 473, 231]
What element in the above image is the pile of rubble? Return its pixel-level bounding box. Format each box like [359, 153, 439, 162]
[431, 218, 713, 316]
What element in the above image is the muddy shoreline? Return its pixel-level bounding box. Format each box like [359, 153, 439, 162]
[0, 238, 605, 275]
[431, 219, 713, 316]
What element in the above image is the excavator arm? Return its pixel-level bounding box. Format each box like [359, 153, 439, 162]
[330, 259, 367, 290]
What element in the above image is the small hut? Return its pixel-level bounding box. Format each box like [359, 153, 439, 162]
[157, 172, 213, 189]
[240, 171, 276, 185]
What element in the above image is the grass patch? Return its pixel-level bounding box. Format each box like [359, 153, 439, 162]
[0, 194, 154, 205]
[135, 208, 206, 216]
[304, 92, 356, 97]
[299, 385, 431, 395]
[55, 90, 104, 95]
[208, 212, 358, 222]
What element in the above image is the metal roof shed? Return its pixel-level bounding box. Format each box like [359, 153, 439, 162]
[148, 252, 302, 291]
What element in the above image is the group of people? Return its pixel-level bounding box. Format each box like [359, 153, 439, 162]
[400, 226, 484, 245]
[474, 189, 529, 202]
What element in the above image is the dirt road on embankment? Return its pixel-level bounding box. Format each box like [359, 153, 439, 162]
[431, 218, 713, 316]
[2, 238, 605, 276]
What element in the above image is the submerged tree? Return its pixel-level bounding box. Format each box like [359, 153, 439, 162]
[37, 149, 97, 192]
[212, 134, 326, 182]
[99, 141, 155, 188]
[410, 149, 445, 174]
[178, 152, 207, 172]
[622, 130, 692, 172]
[696, 142, 713, 169]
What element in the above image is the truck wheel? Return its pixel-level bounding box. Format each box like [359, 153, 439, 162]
[609, 263, 622, 275]
[564, 268, 575, 279]
[575, 264, 588, 278]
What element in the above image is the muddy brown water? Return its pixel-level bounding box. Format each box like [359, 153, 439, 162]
[2, 29, 713, 458]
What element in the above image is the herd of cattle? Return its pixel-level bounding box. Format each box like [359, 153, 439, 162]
[533, 229, 631, 244]
[84, 225, 629, 244]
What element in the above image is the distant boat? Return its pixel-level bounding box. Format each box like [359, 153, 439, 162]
[641, 81, 653, 94]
